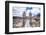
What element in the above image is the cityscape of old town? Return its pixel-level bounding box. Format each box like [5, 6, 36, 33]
[13, 7, 40, 28]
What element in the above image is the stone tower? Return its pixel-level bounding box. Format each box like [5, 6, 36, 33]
[23, 11, 26, 27]
[29, 12, 32, 27]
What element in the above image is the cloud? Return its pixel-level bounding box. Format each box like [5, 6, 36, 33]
[12, 7, 40, 17]
[12, 7, 26, 17]
[31, 8, 40, 16]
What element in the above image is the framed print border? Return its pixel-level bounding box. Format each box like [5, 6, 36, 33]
[5, 1, 45, 34]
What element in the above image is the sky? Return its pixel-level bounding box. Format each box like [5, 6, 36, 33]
[12, 7, 40, 17]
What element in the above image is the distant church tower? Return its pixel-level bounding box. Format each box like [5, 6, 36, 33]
[29, 12, 32, 27]
[23, 11, 26, 18]
[23, 11, 26, 27]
